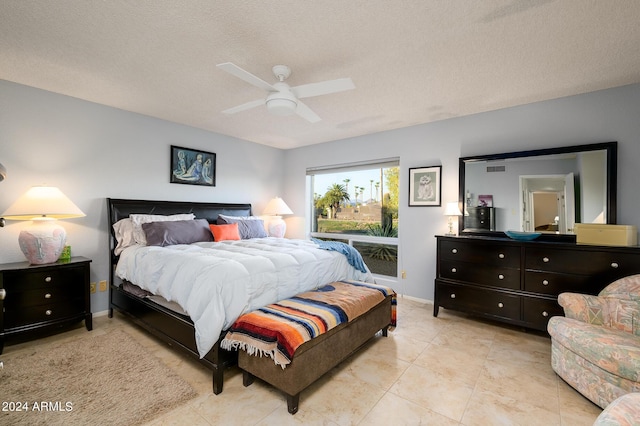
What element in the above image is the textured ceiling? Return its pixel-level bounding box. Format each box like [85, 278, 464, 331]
[1, 1, 640, 149]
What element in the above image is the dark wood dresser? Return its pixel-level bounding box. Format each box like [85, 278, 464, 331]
[465, 207, 495, 231]
[0, 256, 92, 353]
[434, 235, 640, 331]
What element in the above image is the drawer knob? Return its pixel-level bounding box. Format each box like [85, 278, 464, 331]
[542, 280, 549, 286]
[611, 262, 619, 268]
[451, 248, 458, 254]
[542, 257, 550, 263]
[450, 293, 456, 299]
[45, 276, 52, 283]
[0, 288, 6, 300]
[45, 293, 52, 299]
[542, 311, 549, 317]
[45, 310, 52, 316]
[497, 302, 504, 308]
[498, 274, 505, 280]
[498, 253, 505, 259]
[451, 268, 457, 273]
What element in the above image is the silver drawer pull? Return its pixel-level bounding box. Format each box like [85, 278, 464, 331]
[542, 257, 550, 263]
[451, 248, 458, 254]
[450, 293, 456, 299]
[542, 311, 549, 317]
[498, 253, 505, 259]
[451, 268, 457, 273]
[498, 274, 504, 280]
[498, 302, 504, 308]
[45, 276, 52, 283]
[0, 288, 6, 300]
[611, 262, 619, 268]
[45, 293, 52, 299]
[542, 280, 549, 286]
[45, 310, 52, 316]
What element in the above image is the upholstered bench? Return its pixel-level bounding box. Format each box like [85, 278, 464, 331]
[221, 280, 396, 414]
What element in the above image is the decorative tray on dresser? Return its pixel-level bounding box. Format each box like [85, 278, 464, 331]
[434, 235, 640, 331]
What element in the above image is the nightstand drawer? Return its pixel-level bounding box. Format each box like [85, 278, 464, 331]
[3, 267, 86, 292]
[4, 298, 85, 328]
[5, 282, 84, 308]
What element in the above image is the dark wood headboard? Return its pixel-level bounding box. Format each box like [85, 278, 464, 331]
[107, 198, 252, 266]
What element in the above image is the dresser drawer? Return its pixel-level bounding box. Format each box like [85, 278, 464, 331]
[523, 271, 600, 295]
[440, 239, 520, 267]
[3, 267, 86, 292]
[440, 260, 520, 290]
[437, 282, 520, 321]
[523, 297, 564, 330]
[525, 247, 639, 276]
[4, 298, 85, 329]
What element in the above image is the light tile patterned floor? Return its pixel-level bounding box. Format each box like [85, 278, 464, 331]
[3, 297, 602, 425]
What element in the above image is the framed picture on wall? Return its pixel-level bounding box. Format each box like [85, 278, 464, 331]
[170, 145, 216, 187]
[409, 165, 442, 206]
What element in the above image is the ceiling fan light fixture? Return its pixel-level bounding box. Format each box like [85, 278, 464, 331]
[266, 94, 297, 116]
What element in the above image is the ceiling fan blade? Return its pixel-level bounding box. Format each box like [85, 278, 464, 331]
[221, 99, 265, 115]
[295, 100, 321, 123]
[216, 62, 276, 92]
[292, 78, 355, 99]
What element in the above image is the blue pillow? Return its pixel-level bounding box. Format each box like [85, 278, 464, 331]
[217, 216, 267, 239]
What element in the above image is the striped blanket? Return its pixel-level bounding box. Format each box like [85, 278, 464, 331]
[220, 280, 396, 368]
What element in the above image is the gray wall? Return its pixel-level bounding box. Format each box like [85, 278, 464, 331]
[2, 79, 639, 310]
[283, 84, 640, 301]
[0, 80, 285, 313]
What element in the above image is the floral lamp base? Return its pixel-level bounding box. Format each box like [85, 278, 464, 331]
[18, 219, 67, 264]
[267, 216, 286, 238]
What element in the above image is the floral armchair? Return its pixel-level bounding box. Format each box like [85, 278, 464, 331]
[547, 274, 640, 409]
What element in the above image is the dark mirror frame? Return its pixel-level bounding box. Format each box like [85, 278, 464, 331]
[458, 141, 617, 241]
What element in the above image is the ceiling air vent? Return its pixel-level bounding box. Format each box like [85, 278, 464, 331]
[486, 165, 506, 172]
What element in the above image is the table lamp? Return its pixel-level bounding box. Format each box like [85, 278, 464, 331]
[444, 202, 463, 236]
[262, 197, 293, 238]
[1, 186, 85, 264]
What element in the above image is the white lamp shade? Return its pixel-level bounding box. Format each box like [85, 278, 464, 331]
[2, 186, 84, 264]
[2, 186, 85, 220]
[262, 197, 293, 216]
[444, 202, 463, 216]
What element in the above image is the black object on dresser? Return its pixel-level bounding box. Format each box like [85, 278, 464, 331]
[0, 256, 92, 353]
[465, 207, 495, 231]
[434, 235, 640, 331]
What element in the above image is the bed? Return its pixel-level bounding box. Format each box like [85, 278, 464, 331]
[106, 198, 372, 394]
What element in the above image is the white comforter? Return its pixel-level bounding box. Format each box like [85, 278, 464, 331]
[115, 237, 373, 357]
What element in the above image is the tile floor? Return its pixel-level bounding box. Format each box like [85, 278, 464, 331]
[3, 297, 602, 425]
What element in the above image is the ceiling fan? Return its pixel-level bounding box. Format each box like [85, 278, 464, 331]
[216, 62, 355, 123]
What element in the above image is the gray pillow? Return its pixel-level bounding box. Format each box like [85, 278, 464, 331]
[217, 216, 268, 239]
[142, 219, 214, 247]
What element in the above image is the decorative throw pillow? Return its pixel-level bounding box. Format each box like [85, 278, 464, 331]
[217, 215, 267, 239]
[209, 223, 241, 241]
[142, 219, 214, 247]
[130, 213, 195, 245]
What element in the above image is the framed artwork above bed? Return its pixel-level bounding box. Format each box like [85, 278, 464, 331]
[170, 145, 216, 187]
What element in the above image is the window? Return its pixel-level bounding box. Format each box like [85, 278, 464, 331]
[307, 158, 399, 279]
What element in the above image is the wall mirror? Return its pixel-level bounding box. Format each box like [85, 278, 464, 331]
[459, 142, 617, 239]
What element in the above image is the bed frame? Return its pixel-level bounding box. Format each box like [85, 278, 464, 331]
[107, 198, 252, 394]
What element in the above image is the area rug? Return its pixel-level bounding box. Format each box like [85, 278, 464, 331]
[0, 329, 198, 426]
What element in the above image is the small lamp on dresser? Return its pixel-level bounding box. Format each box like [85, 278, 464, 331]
[1, 185, 85, 264]
[263, 197, 293, 238]
[444, 202, 463, 236]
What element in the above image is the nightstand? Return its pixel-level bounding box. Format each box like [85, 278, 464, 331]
[0, 256, 92, 354]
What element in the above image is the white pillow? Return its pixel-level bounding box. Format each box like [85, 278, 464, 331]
[129, 213, 195, 245]
[113, 218, 137, 256]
